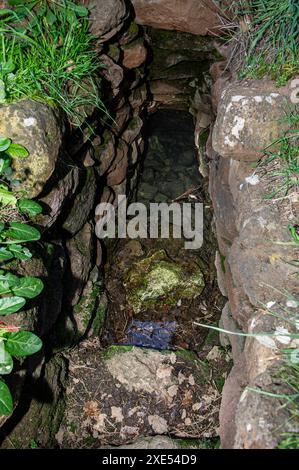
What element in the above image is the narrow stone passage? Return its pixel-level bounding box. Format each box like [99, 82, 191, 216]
[57, 109, 231, 449]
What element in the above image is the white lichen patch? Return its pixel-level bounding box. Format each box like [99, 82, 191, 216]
[245, 174, 260, 186]
[232, 95, 246, 102]
[254, 96, 263, 103]
[231, 116, 245, 139]
[23, 117, 37, 127]
[274, 327, 291, 345]
[224, 135, 236, 148]
[255, 335, 277, 350]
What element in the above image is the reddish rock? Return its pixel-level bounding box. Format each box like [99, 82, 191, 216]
[212, 80, 293, 161]
[106, 141, 129, 186]
[131, 0, 224, 36]
[100, 55, 124, 94]
[122, 40, 147, 69]
[84, 0, 128, 42]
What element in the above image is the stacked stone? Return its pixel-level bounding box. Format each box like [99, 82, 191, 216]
[206, 68, 299, 448]
[0, 0, 149, 443]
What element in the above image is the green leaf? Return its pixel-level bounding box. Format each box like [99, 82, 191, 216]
[12, 277, 44, 299]
[4, 222, 41, 243]
[0, 138, 11, 152]
[0, 156, 11, 175]
[6, 143, 29, 158]
[8, 244, 32, 261]
[5, 331, 42, 357]
[0, 281, 11, 296]
[0, 271, 19, 287]
[0, 188, 17, 206]
[0, 341, 13, 375]
[17, 199, 42, 217]
[0, 248, 14, 261]
[0, 296, 26, 316]
[0, 379, 13, 415]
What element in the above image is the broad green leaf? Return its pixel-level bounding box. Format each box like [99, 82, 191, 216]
[4, 222, 41, 243]
[6, 143, 29, 158]
[8, 244, 32, 261]
[0, 188, 17, 206]
[0, 379, 13, 415]
[0, 156, 11, 175]
[0, 281, 11, 296]
[0, 341, 13, 375]
[17, 199, 42, 217]
[0, 271, 19, 287]
[0, 224, 5, 233]
[0, 137, 11, 152]
[0, 296, 26, 316]
[0, 248, 14, 261]
[5, 331, 42, 357]
[12, 277, 44, 299]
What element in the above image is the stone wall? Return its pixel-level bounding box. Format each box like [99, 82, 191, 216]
[0, 0, 149, 444]
[203, 66, 299, 447]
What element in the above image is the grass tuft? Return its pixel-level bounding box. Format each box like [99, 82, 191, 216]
[0, 4, 108, 126]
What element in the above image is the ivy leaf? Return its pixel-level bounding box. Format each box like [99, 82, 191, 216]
[5, 331, 42, 357]
[12, 277, 44, 299]
[0, 296, 26, 316]
[0, 137, 11, 152]
[17, 199, 42, 217]
[6, 143, 29, 158]
[0, 280, 11, 296]
[0, 188, 17, 206]
[0, 379, 13, 416]
[0, 341, 13, 375]
[0, 247, 14, 261]
[4, 222, 41, 243]
[8, 244, 32, 261]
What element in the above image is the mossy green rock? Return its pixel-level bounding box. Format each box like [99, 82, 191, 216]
[124, 249, 205, 313]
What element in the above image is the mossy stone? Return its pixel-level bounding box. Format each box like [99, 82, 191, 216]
[124, 249, 205, 313]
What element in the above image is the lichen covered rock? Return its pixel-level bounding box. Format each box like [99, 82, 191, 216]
[212, 80, 293, 161]
[124, 249, 205, 313]
[57, 341, 220, 447]
[0, 100, 62, 197]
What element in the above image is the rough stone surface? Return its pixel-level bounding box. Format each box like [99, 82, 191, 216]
[87, 0, 128, 41]
[234, 366, 299, 449]
[57, 341, 221, 447]
[65, 222, 94, 307]
[131, 0, 223, 36]
[122, 40, 148, 69]
[212, 80, 293, 161]
[0, 100, 62, 197]
[38, 165, 80, 229]
[124, 249, 205, 313]
[63, 168, 97, 236]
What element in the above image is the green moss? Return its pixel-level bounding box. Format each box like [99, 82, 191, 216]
[204, 326, 219, 348]
[124, 250, 205, 313]
[241, 54, 299, 87]
[102, 345, 134, 360]
[175, 349, 198, 363]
